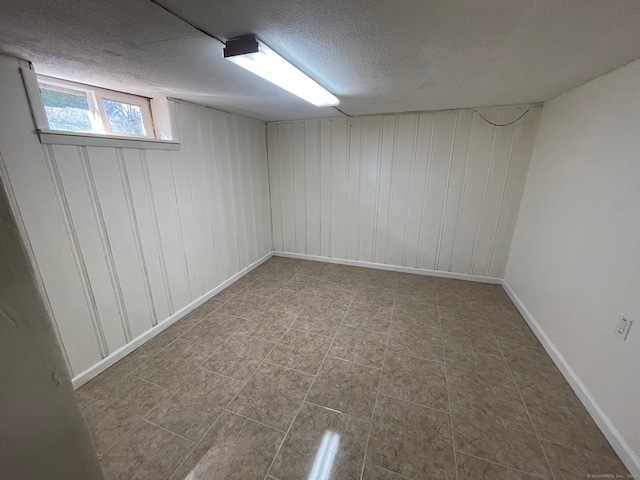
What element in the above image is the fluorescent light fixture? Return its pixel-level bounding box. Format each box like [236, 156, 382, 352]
[224, 35, 339, 107]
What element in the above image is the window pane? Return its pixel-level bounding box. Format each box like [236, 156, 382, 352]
[39, 83, 95, 133]
[102, 99, 146, 136]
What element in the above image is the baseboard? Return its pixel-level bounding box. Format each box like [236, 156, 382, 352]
[501, 280, 640, 477]
[273, 251, 502, 284]
[71, 251, 274, 388]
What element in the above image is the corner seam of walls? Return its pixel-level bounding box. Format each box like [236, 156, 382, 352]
[265, 122, 276, 252]
[501, 106, 543, 280]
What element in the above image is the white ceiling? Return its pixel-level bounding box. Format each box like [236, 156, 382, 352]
[0, 0, 639, 121]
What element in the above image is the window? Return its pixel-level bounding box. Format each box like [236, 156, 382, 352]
[38, 76, 155, 138]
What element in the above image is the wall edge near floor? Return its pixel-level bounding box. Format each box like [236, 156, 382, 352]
[71, 251, 274, 388]
[502, 280, 640, 477]
[273, 251, 502, 284]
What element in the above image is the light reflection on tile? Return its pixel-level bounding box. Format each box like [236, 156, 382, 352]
[269, 402, 369, 480]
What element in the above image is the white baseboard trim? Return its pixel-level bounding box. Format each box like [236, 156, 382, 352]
[501, 280, 640, 477]
[72, 251, 274, 388]
[273, 252, 502, 284]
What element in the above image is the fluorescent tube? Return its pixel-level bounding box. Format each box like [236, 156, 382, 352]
[225, 36, 339, 107]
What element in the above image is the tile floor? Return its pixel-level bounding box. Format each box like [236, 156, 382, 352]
[76, 257, 629, 480]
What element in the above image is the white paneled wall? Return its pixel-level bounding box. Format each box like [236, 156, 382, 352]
[45, 102, 269, 374]
[267, 107, 540, 278]
[0, 55, 271, 377]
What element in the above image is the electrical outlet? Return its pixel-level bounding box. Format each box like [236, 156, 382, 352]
[617, 316, 633, 341]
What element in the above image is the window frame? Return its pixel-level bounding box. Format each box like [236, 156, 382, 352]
[37, 75, 156, 139]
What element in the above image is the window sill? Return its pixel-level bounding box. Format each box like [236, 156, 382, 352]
[38, 129, 181, 151]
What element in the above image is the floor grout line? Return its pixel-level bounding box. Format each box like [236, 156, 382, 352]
[222, 409, 288, 434]
[82, 317, 230, 459]
[376, 392, 452, 416]
[131, 375, 167, 390]
[385, 345, 447, 365]
[436, 292, 459, 480]
[261, 360, 317, 377]
[303, 400, 371, 423]
[82, 259, 617, 479]
[324, 354, 383, 371]
[167, 320, 284, 479]
[142, 418, 197, 444]
[496, 337, 556, 480]
[455, 450, 549, 479]
[368, 463, 415, 480]
[194, 364, 244, 383]
[262, 283, 358, 480]
[359, 280, 396, 480]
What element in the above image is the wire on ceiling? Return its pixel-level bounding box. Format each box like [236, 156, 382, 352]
[472, 108, 530, 126]
[148, 0, 533, 123]
[148, 0, 226, 45]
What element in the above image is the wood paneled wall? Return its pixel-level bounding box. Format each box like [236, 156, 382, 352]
[0, 58, 271, 377]
[267, 107, 540, 278]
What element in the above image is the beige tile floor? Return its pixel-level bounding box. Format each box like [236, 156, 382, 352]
[76, 257, 629, 480]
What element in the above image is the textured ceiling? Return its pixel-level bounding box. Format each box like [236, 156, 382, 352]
[0, 0, 639, 121]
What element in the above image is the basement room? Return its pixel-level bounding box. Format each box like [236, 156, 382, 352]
[0, 0, 638, 479]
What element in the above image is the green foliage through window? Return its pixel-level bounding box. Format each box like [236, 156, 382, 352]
[102, 99, 145, 136]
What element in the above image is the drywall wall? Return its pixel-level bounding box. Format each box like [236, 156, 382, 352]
[267, 107, 540, 277]
[505, 59, 640, 471]
[0, 54, 272, 377]
[0, 143, 104, 477]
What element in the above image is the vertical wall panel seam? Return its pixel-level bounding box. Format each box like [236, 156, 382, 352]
[236, 119, 246, 267]
[290, 124, 298, 253]
[45, 146, 108, 358]
[263, 122, 271, 255]
[203, 112, 221, 284]
[277, 125, 285, 251]
[302, 123, 308, 254]
[371, 118, 383, 260]
[488, 109, 520, 276]
[0, 146, 73, 370]
[246, 121, 260, 261]
[328, 120, 333, 256]
[210, 111, 230, 276]
[245, 121, 255, 263]
[116, 148, 157, 327]
[264, 122, 276, 253]
[471, 110, 500, 274]
[80, 146, 132, 342]
[401, 114, 420, 266]
[344, 118, 351, 257]
[227, 122, 243, 273]
[242, 120, 254, 261]
[415, 114, 435, 268]
[141, 150, 174, 313]
[450, 114, 475, 271]
[168, 149, 193, 300]
[193, 108, 216, 288]
[264, 123, 277, 251]
[384, 115, 400, 264]
[355, 119, 364, 261]
[178, 104, 205, 294]
[435, 111, 459, 270]
[317, 121, 321, 253]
